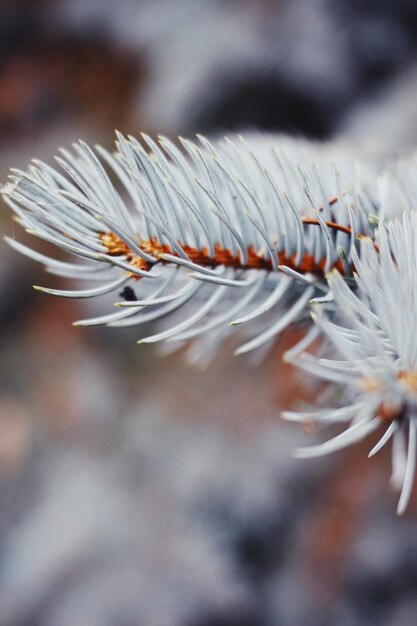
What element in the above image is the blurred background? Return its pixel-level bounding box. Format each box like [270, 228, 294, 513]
[1, 1, 417, 625]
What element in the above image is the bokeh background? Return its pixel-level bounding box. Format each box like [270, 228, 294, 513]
[2, 2, 417, 625]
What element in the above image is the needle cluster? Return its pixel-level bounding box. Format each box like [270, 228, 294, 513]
[3, 132, 416, 512]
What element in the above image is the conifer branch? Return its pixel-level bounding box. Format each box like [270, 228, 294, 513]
[5, 131, 417, 512]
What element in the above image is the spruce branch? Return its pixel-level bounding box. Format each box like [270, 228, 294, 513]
[2, 133, 375, 357]
[5, 131, 417, 512]
[284, 213, 417, 514]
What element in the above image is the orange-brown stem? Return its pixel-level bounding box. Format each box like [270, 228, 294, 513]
[301, 218, 354, 237]
[100, 227, 347, 281]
